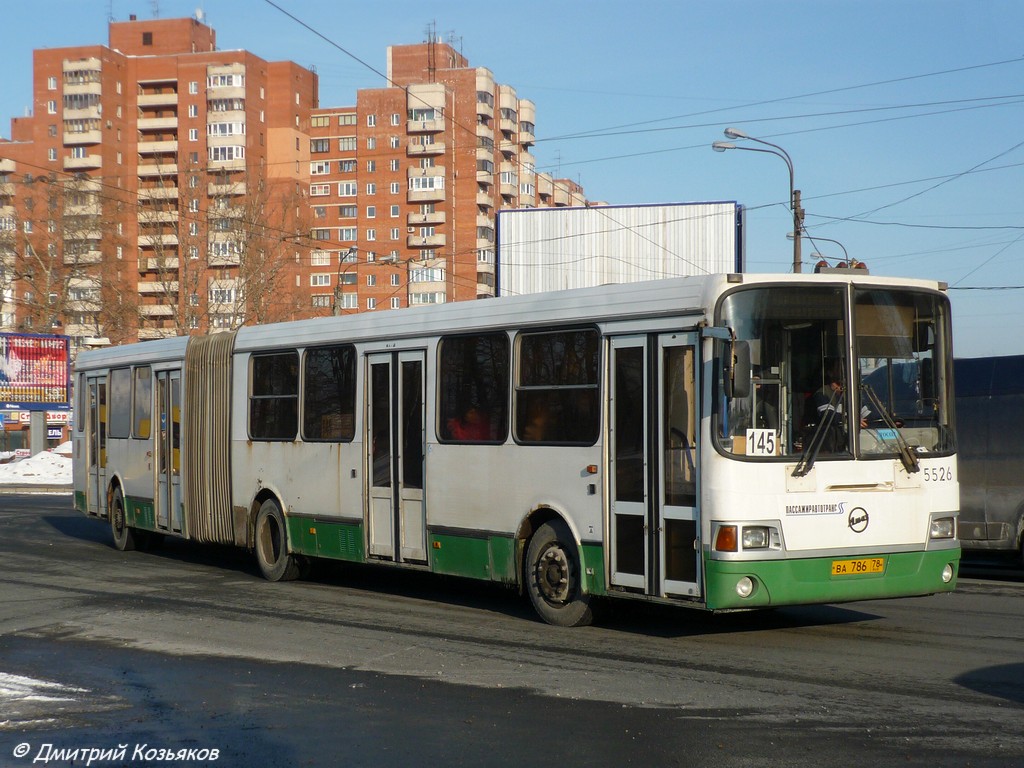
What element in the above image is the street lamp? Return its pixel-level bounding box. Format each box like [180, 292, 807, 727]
[790, 232, 847, 264]
[713, 128, 804, 273]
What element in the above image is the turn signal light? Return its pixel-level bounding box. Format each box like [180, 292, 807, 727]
[715, 525, 738, 552]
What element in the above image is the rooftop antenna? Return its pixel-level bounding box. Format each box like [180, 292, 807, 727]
[151, 0, 160, 18]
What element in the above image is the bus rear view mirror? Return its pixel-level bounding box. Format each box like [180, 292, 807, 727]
[725, 339, 751, 400]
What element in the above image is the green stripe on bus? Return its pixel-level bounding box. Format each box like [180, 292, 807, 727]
[704, 549, 960, 610]
[286, 516, 364, 563]
[580, 543, 607, 596]
[74, 491, 87, 514]
[429, 532, 516, 583]
[125, 496, 155, 531]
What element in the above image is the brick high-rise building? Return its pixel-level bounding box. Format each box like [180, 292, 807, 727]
[0, 18, 586, 348]
[303, 40, 587, 314]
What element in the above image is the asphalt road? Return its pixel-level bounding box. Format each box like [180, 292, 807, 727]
[1, 493, 1022, 767]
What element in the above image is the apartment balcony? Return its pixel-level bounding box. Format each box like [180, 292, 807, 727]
[138, 117, 178, 131]
[137, 210, 179, 224]
[63, 154, 102, 171]
[407, 211, 445, 227]
[519, 128, 536, 147]
[475, 122, 493, 141]
[476, 282, 495, 298]
[65, 202, 102, 217]
[208, 156, 245, 171]
[208, 252, 241, 267]
[407, 117, 445, 134]
[208, 181, 247, 196]
[476, 214, 493, 230]
[63, 57, 101, 73]
[137, 281, 179, 294]
[137, 233, 179, 247]
[207, 85, 245, 100]
[0, 184, 14, 199]
[476, 189, 493, 207]
[476, 99, 494, 120]
[138, 140, 179, 155]
[137, 327, 178, 340]
[139, 304, 177, 317]
[407, 141, 446, 157]
[138, 163, 179, 178]
[63, 106, 102, 121]
[63, 130, 103, 146]
[138, 186, 179, 200]
[138, 92, 179, 107]
[140, 257, 180, 272]
[63, 249, 102, 265]
[407, 187, 445, 204]
[407, 233, 446, 249]
[498, 140, 518, 158]
[64, 81, 103, 97]
[476, 236, 495, 251]
[500, 182, 518, 199]
[0, 158, 15, 174]
[553, 186, 570, 206]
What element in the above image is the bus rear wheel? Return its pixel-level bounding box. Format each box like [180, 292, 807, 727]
[110, 489, 137, 552]
[254, 499, 301, 582]
[526, 520, 593, 627]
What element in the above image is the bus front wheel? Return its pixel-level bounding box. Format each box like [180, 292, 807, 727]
[110, 489, 137, 552]
[254, 499, 301, 582]
[526, 520, 593, 627]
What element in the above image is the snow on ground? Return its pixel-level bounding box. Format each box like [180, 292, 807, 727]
[0, 442, 71, 485]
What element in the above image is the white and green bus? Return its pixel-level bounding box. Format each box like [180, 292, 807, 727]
[72, 272, 960, 626]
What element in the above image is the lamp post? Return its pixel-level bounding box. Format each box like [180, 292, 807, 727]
[713, 128, 804, 273]
[791, 232, 847, 265]
[333, 246, 358, 316]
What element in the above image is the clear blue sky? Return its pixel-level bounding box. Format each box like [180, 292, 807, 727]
[3, 0, 1023, 357]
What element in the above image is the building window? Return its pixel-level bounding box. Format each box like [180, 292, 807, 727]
[48, 148, 57, 161]
[47, 101, 57, 115]
[47, 76, 57, 91]
[391, 297, 401, 309]
[367, 114, 376, 127]
[310, 183, 330, 196]
[366, 206, 376, 218]
[338, 136, 357, 151]
[390, 136, 400, 149]
[367, 275, 376, 287]
[340, 227, 357, 241]
[366, 183, 376, 195]
[390, 205, 400, 218]
[366, 229, 376, 241]
[391, 113, 401, 126]
[367, 137, 376, 150]
[189, 81, 199, 95]
[367, 160, 376, 173]
[390, 273, 400, 287]
[338, 182, 357, 197]
[390, 228, 400, 240]
[339, 113, 356, 126]
[311, 115, 330, 128]
[310, 161, 331, 175]
[189, 128, 198, 141]
[390, 159, 400, 172]
[339, 205, 357, 218]
[188, 104, 198, 118]
[311, 295, 332, 308]
[367, 298, 377, 310]
[311, 138, 330, 153]
[390, 182, 401, 194]
[142, 31, 153, 46]
[310, 274, 331, 287]
[339, 160, 356, 173]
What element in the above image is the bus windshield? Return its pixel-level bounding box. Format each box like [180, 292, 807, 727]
[715, 283, 954, 462]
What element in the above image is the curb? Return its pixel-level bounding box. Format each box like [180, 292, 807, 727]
[0, 484, 73, 495]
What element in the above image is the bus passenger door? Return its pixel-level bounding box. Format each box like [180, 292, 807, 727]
[366, 351, 427, 563]
[86, 376, 108, 517]
[609, 333, 700, 598]
[154, 370, 183, 533]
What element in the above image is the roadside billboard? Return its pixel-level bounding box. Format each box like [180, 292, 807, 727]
[0, 333, 71, 409]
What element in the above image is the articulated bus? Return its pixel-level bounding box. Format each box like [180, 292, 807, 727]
[72, 272, 960, 626]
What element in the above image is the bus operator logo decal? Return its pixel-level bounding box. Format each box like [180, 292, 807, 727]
[848, 507, 869, 533]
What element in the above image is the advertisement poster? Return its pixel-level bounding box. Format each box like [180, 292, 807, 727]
[0, 333, 71, 408]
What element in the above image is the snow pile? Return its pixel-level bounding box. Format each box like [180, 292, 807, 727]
[0, 443, 72, 486]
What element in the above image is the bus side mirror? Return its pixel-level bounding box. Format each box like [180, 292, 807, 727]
[725, 340, 751, 400]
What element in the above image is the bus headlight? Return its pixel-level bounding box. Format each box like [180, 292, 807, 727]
[941, 563, 955, 583]
[930, 517, 955, 540]
[741, 526, 770, 549]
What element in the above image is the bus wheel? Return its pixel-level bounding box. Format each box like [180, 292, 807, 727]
[526, 520, 593, 627]
[110, 489, 137, 552]
[254, 499, 301, 582]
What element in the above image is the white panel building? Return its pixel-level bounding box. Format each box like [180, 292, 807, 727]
[495, 202, 745, 296]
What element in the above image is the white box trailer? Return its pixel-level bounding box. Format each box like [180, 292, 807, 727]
[495, 202, 745, 296]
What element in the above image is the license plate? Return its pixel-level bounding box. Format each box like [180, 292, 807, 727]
[831, 557, 886, 576]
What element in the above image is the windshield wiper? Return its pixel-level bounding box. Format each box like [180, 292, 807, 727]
[860, 383, 920, 474]
[792, 387, 841, 478]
